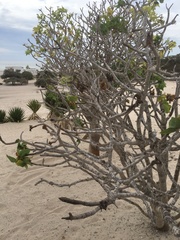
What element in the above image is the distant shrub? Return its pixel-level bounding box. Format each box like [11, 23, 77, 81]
[34, 78, 47, 88]
[161, 54, 180, 74]
[0, 110, 6, 123]
[34, 70, 57, 88]
[27, 99, 41, 120]
[3, 78, 28, 85]
[1, 68, 29, 85]
[1, 69, 21, 79]
[8, 107, 25, 122]
[22, 71, 34, 80]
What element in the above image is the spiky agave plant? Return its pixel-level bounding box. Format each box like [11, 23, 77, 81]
[0, 109, 6, 123]
[27, 99, 41, 120]
[8, 107, 25, 122]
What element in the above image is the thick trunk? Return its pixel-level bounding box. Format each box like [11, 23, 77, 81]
[89, 131, 100, 156]
[88, 120, 100, 156]
[151, 205, 169, 231]
[151, 148, 169, 231]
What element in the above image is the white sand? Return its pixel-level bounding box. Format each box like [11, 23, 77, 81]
[0, 80, 179, 240]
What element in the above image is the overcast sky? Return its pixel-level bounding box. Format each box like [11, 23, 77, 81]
[0, 0, 179, 70]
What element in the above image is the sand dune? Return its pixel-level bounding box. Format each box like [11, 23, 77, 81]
[0, 80, 178, 240]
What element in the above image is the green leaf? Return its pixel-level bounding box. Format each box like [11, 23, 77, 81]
[162, 101, 171, 113]
[33, 25, 42, 34]
[169, 117, 180, 129]
[18, 148, 30, 158]
[156, 79, 166, 91]
[161, 117, 180, 135]
[7, 155, 17, 163]
[25, 49, 32, 55]
[66, 94, 78, 109]
[117, 0, 126, 7]
[16, 157, 31, 169]
[16, 160, 26, 167]
[74, 117, 84, 127]
[157, 94, 171, 113]
[17, 141, 27, 150]
[161, 128, 177, 135]
[100, 23, 109, 35]
[23, 157, 32, 168]
[66, 94, 78, 102]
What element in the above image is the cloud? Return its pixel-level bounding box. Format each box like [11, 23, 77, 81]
[0, 0, 49, 30]
[0, 0, 179, 70]
[0, 0, 179, 32]
[0, 48, 13, 53]
[1, 1, 48, 30]
[0, 0, 100, 31]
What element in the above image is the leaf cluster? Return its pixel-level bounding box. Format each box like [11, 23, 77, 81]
[44, 89, 77, 117]
[27, 99, 41, 113]
[99, 15, 128, 35]
[7, 141, 31, 168]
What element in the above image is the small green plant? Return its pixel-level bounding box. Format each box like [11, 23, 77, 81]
[8, 107, 25, 122]
[44, 89, 78, 119]
[7, 141, 32, 168]
[27, 99, 41, 120]
[44, 90, 67, 118]
[0, 110, 6, 123]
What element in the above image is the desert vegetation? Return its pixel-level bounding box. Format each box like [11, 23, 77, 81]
[0, 110, 6, 123]
[34, 70, 57, 87]
[162, 54, 180, 74]
[0, 101, 41, 123]
[2, 0, 180, 237]
[1, 68, 33, 85]
[7, 107, 25, 122]
[0, 107, 25, 123]
[27, 99, 41, 120]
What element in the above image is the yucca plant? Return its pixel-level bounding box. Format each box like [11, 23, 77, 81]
[27, 99, 41, 120]
[0, 110, 6, 123]
[8, 107, 25, 122]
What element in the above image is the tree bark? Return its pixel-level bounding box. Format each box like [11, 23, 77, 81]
[88, 120, 100, 156]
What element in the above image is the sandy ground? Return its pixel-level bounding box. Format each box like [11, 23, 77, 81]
[0, 79, 179, 240]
